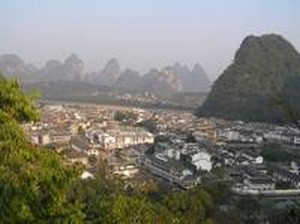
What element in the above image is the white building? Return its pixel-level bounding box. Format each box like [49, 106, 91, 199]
[242, 153, 264, 164]
[31, 133, 51, 146]
[80, 171, 95, 180]
[70, 136, 100, 156]
[190, 151, 212, 171]
[86, 148, 99, 156]
[244, 177, 275, 191]
[97, 133, 116, 151]
[181, 143, 212, 172]
[263, 132, 291, 144]
[218, 129, 240, 141]
[294, 136, 300, 145]
[115, 128, 154, 148]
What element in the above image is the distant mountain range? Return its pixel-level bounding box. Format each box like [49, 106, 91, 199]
[3, 34, 300, 124]
[0, 54, 39, 82]
[0, 54, 211, 95]
[198, 34, 300, 124]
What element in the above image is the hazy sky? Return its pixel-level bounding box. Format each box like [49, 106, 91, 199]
[1, 0, 300, 80]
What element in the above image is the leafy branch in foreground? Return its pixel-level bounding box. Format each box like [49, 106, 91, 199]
[0, 74, 84, 223]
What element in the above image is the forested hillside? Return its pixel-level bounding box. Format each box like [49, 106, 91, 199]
[198, 34, 300, 124]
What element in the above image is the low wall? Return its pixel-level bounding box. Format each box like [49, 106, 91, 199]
[232, 187, 300, 196]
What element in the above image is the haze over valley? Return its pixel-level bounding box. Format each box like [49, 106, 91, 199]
[1, 1, 300, 224]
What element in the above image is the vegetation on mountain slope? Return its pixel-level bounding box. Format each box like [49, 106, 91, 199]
[198, 34, 300, 124]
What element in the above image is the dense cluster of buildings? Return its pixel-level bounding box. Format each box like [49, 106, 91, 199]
[216, 121, 300, 146]
[24, 103, 300, 195]
[70, 126, 154, 155]
[141, 134, 212, 188]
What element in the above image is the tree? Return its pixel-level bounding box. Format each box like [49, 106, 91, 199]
[0, 75, 84, 223]
[71, 165, 176, 224]
[186, 132, 197, 143]
[163, 187, 214, 224]
[88, 155, 98, 166]
[260, 143, 293, 162]
[137, 119, 157, 133]
[114, 110, 138, 123]
[77, 125, 86, 135]
[0, 74, 39, 122]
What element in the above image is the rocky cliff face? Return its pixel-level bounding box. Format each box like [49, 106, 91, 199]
[198, 34, 300, 123]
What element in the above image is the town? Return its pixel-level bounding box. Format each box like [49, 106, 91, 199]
[24, 102, 300, 197]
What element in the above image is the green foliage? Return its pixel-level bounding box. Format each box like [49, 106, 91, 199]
[71, 163, 215, 224]
[260, 143, 292, 162]
[71, 165, 177, 224]
[77, 125, 86, 135]
[0, 74, 39, 122]
[213, 210, 241, 224]
[211, 166, 226, 179]
[163, 187, 214, 224]
[269, 207, 300, 224]
[137, 119, 157, 133]
[88, 155, 98, 166]
[199, 34, 300, 123]
[276, 76, 300, 126]
[275, 181, 293, 189]
[203, 182, 231, 205]
[112, 194, 173, 224]
[114, 110, 138, 123]
[186, 132, 197, 143]
[0, 76, 84, 223]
